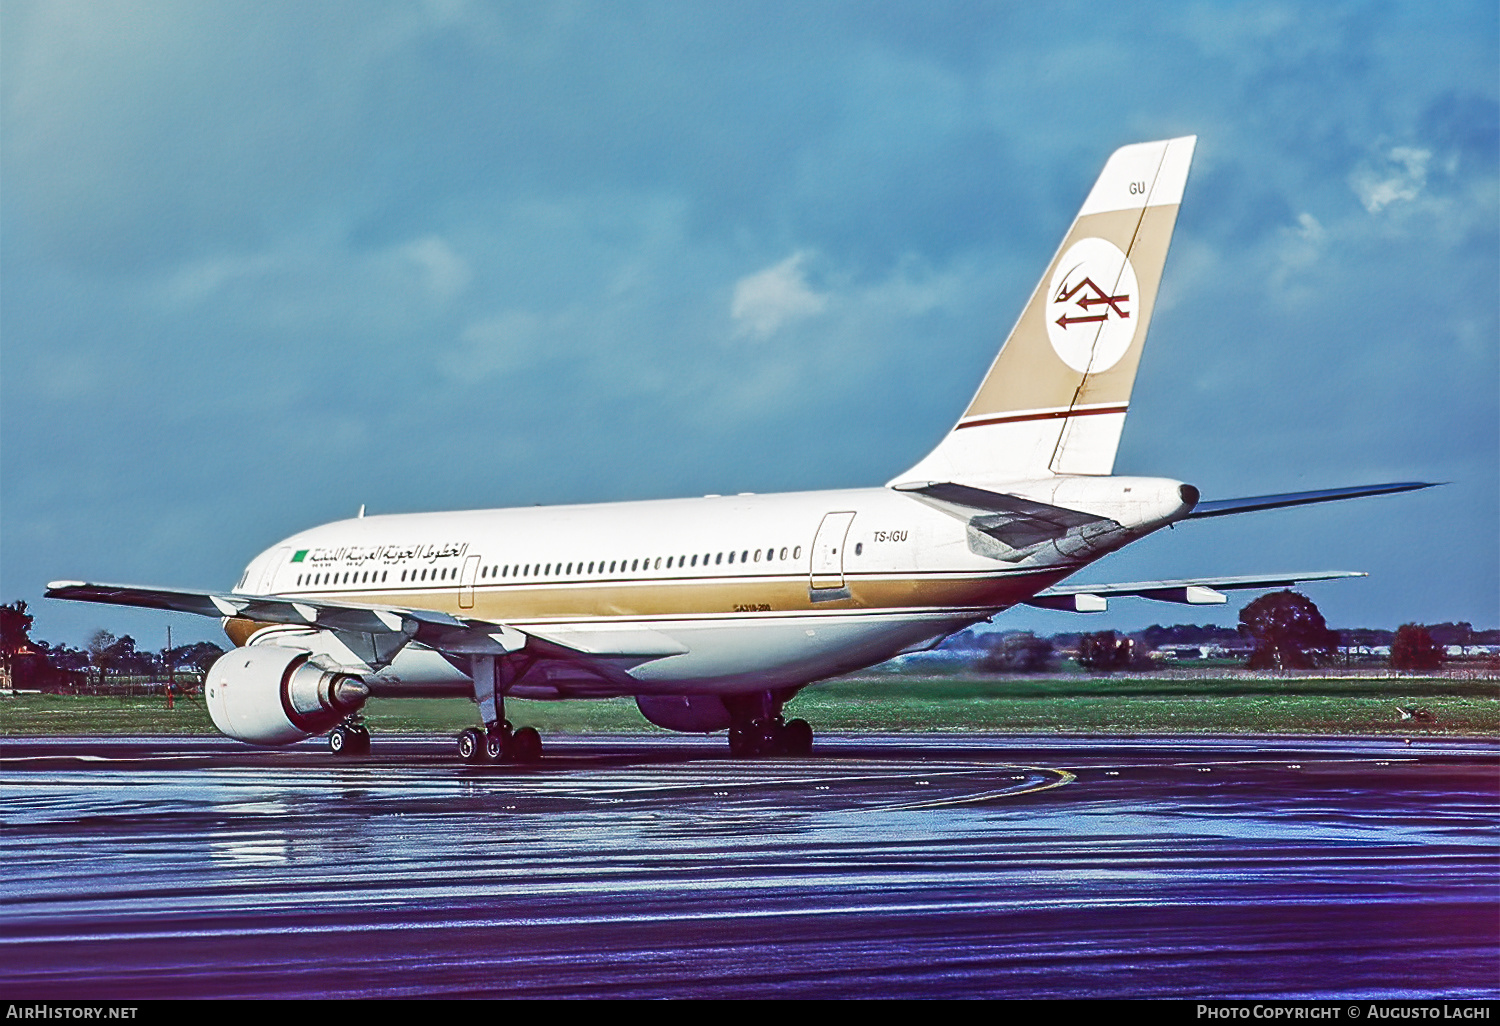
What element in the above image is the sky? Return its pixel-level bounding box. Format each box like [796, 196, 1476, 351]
[3, 0, 1496, 651]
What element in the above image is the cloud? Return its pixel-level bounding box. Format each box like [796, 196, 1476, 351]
[1268, 211, 1327, 300]
[442, 309, 559, 380]
[399, 236, 472, 301]
[730, 252, 828, 338]
[1350, 146, 1432, 213]
[3, 2, 1495, 643]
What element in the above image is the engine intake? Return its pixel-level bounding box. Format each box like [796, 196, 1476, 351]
[205, 646, 369, 746]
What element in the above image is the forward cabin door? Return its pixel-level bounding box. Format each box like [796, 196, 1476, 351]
[809, 511, 856, 598]
[459, 554, 481, 609]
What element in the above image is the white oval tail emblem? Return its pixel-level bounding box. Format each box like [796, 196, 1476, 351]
[1045, 237, 1140, 373]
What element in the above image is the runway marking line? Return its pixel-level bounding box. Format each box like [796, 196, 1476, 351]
[0, 754, 210, 764]
[853, 766, 1076, 812]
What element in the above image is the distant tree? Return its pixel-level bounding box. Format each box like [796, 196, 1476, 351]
[102, 635, 159, 676]
[1139, 623, 1244, 650]
[1423, 622, 1473, 648]
[1341, 627, 1395, 649]
[1239, 591, 1339, 670]
[166, 641, 225, 675]
[977, 632, 1054, 673]
[1076, 630, 1136, 672]
[1390, 624, 1445, 671]
[1, 600, 36, 679]
[37, 641, 93, 674]
[87, 630, 118, 686]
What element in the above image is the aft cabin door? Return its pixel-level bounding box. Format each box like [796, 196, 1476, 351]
[459, 554, 481, 609]
[809, 511, 856, 595]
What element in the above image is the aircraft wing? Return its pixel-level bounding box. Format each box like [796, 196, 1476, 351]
[44, 580, 682, 673]
[1026, 571, 1366, 612]
[1187, 481, 1437, 519]
[46, 580, 469, 637]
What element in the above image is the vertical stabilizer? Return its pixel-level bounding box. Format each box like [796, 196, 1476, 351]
[892, 136, 1196, 488]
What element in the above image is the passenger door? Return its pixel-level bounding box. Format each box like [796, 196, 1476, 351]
[459, 554, 481, 609]
[808, 511, 856, 599]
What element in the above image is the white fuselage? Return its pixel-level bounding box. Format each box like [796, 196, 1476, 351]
[230, 477, 1193, 700]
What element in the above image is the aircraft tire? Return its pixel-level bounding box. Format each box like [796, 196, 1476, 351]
[784, 719, 813, 756]
[510, 726, 542, 763]
[727, 727, 752, 758]
[328, 726, 349, 756]
[484, 730, 506, 761]
[457, 728, 485, 763]
[755, 721, 781, 757]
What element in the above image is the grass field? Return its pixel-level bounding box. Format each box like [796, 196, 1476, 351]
[2, 674, 1495, 738]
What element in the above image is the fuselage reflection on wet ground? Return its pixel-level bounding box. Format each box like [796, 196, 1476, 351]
[1, 734, 1495, 999]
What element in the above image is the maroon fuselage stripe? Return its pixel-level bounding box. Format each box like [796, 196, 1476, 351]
[956, 404, 1129, 430]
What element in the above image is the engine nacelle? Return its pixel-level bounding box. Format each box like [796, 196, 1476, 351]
[635, 694, 732, 733]
[205, 646, 369, 746]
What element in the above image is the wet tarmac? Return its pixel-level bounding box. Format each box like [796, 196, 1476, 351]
[1, 734, 1496, 999]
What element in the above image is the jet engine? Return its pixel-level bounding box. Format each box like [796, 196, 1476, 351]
[635, 694, 732, 732]
[205, 646, 369, 746]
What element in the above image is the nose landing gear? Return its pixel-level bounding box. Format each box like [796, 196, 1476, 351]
[327, 719, 371, 756]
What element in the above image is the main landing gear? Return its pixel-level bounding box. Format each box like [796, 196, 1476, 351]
[459, 653, 544, 765]
[728, 716, 814, 758]
[723, 690, 813, 758]
[457, 721, 543, 764]
[327, 719, 371, 756]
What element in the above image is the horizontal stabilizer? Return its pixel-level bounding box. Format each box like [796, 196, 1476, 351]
[894, 481, 1118, 561]
[1188, 482, 1438, 519]
[1027, 570, 1366, 612]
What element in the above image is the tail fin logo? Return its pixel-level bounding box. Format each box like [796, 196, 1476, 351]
[1045, 237, 1140, 373]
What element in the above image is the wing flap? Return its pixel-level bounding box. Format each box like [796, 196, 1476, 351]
[1027, 571, 1366, 611]
[526, 625, 689, 658]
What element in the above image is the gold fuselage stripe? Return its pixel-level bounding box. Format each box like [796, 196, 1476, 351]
[266, 568, 1069, 624]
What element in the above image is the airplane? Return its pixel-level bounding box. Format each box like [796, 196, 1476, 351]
[48, 136, 1434, 762]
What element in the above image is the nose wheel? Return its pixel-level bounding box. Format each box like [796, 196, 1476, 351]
[328, 722, 371, 756]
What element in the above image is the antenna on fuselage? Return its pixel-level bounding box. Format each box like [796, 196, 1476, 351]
[357, 504, 365, 518]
